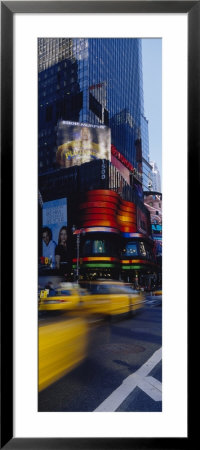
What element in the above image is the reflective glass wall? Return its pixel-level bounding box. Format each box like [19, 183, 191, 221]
[38, 38, 147, 176]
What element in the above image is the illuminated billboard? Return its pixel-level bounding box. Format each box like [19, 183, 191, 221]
[137, 207, 151, 237]
[42, 198, 67, 269]
[56, 121, 111, 168]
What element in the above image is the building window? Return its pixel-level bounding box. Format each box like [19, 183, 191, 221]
[89, 93, 102, 120]
[46, 105, 53, 122]
[104, 109, 109, 126]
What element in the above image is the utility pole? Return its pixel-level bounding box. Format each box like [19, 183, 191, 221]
[76, 232, 80, 283]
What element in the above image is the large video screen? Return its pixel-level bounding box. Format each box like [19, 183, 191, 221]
[41, 198, 67, 269]
[56, 121, 111, 168]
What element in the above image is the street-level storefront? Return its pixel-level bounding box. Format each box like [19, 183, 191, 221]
[39, 162, 161, 288]
[71, 190, 159, 286]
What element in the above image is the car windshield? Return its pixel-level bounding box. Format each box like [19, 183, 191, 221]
[51, 289, 72, 296]
[89, 284, 111, 295]
[106, 285, 137, 294]
[87, 283, 137, 295]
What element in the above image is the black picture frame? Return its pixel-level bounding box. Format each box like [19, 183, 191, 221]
[1, 1, 197, 449]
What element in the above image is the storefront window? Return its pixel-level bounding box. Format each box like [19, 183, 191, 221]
[82, 240, 92, 255]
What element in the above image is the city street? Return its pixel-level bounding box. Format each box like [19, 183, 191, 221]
[37, 37, 163, 415]
[38, 302, 162, 412]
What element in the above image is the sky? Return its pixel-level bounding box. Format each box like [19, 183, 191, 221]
[141, 38, 162, 184]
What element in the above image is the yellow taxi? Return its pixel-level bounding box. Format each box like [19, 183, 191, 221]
[38, 281, 145, 391]
[39, 280, 145, 317]
[39, 283, 89, 392]
[39, 282, 82, 311]
[78, 280, 145, 317]
[39, 314, 89, 392]
[153, 289, 162, 296]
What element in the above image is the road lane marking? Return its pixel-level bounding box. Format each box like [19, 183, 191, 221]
[137, 376, 162, 401]
[94, 347, 162, 412]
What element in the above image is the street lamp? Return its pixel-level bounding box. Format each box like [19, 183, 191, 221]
[72, 226, 85, 283]
[72, 225, 80, 283]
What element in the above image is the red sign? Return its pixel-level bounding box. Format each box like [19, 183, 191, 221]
[111, 154, 130, 184]
[111, 145, 134, 172]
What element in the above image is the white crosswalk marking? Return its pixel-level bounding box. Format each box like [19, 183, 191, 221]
[94, 347, 162, 412]
[137, 376, 162, 401]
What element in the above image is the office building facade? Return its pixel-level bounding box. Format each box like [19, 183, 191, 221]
[38, 38, 160, 285]
[140, 114, 152, 191]
[38, 38, 147, 184]
[150, 161, 161, 192]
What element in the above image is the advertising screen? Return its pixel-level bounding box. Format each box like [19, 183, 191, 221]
[56, 121, 111, 168]
[152, 224, 162, 234]
[42, 198, 67, 268]
[137, 207, 150, 237]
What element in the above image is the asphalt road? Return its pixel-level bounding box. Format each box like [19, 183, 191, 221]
[38, 303, 162, 412]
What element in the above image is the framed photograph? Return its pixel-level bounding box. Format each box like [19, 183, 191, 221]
[1, 0, 196, 448]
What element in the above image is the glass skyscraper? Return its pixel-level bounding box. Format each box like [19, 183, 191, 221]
[141, 114, 153, 191]
[38, 37, 148, 185]
[38, 38, 161, 290]
[150, 161, 162, 192]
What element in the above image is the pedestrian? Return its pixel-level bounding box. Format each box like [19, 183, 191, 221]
[55, 226, 70, 273]
[42, 226, 56, 268]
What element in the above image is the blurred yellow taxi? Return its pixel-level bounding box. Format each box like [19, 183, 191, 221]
[153, 290, 162, 296]
[79, 280, 145, 316]
[39, 282, 90, 391]
[39, 282, 81, 311]
[39, 313, 89, 392]
[38, 280, 145, 391]
[39, 280, 145, 317]
[145, 288, 162, 307]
